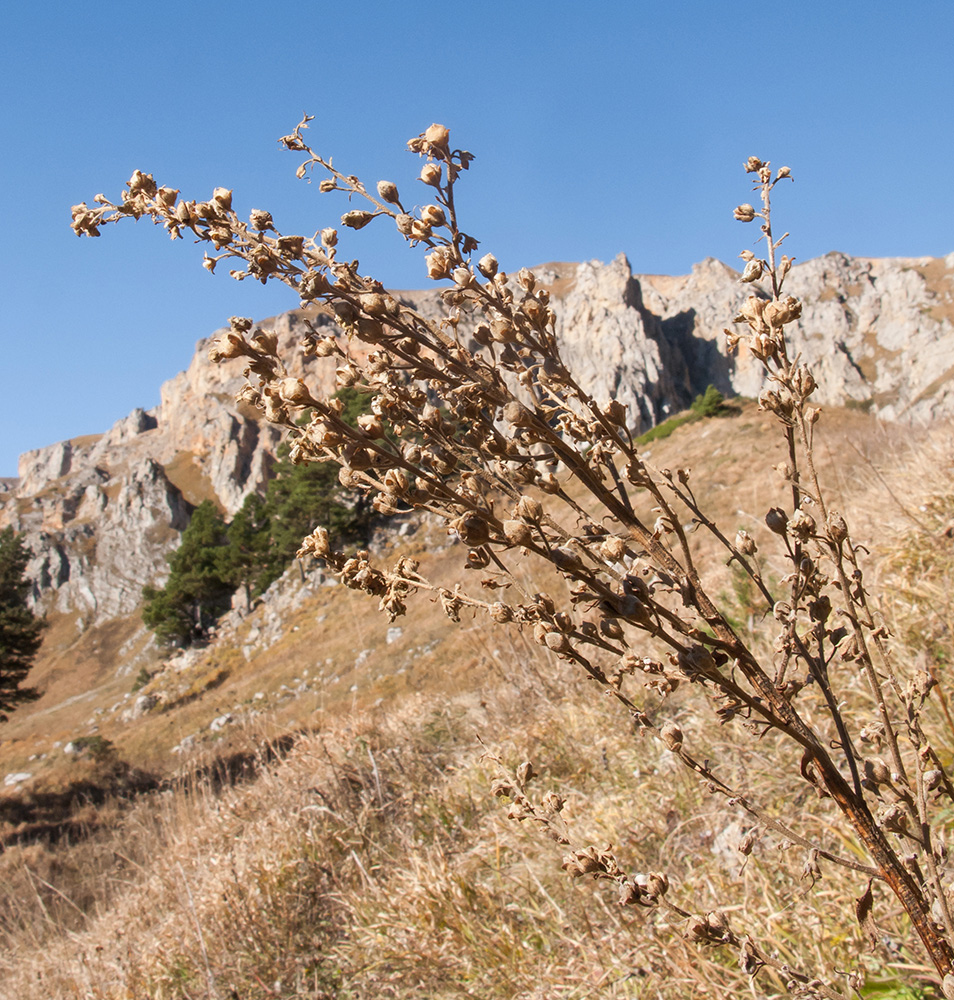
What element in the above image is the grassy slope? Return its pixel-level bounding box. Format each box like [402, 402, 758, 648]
[0, 403, 950, 998]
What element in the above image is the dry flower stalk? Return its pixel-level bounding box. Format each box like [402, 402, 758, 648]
[76, 126, 954, 997]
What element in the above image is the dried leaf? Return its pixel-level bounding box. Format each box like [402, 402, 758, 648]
[855, 879, 878, 946]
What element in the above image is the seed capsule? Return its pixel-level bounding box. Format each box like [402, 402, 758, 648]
[279, 378, 313, 406]
[424, 123, 450, 149]
[503, 520, 533, 547]
[420, 163, 442, 186]
[924, 769, 943, 791]
[740, 259, 763, 283]
[341, 210, 374, 230]
[249, 209, 274, 231]
[357, 413, 384, 438]
[827, 510, 848, 543]
[503, 401, 534, 427]
[477, 253, 498, 278]
[545, 632, 571, 653]
[706, 910, 730, 939]
[864, 758, 891, 785]
[788, 508, 816, 539]
[514, 496, 542, 520]
[600, 618, 624, 640]
[421, 204, 446, 227]
[765, 507, 789, 534]
[454, 513, 491, 547]
[604, 400, 627, 426]
[660, 722, 683, 750]
[207, 332, 248, 362]
[376, 180, 400, 204]
[735, 529, 757, 556]
[764, 295, 802, 327]
[600, 536, 627, 561]
[425, 249, 452, 279]
[733, 203, 757, 222]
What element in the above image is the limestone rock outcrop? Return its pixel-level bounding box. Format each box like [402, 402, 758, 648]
[2, 250, 952, 624]
[7, 454, 191, 619]
[552, 254, 693, 428]
[635, 251, 954, 419]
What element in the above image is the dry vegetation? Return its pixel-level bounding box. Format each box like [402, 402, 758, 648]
[0, 659, 919, 999]
[0, 410, 950, 1000]
[27, 123, 954, 996]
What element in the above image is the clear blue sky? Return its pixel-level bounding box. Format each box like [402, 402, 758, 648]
[2, 1, 951, 476]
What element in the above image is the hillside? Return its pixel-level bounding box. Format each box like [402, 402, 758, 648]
[2, 250, 954, 782]
[1, 250, 954, 996]
[5, 251, 954, 640]
[0, 398, 949, 998]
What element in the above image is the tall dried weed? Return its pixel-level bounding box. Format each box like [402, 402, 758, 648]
[67, 122, 954, 996]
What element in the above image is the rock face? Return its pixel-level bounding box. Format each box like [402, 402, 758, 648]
[552, 255, 692, 428]
[634, 251, 954, 420]
[2, 250, 953, 622]
[9, 452, 192, 620]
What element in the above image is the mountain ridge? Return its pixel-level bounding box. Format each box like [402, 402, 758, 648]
[2, 249, 953, 632]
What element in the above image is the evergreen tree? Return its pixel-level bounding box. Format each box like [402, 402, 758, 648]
[142, 501, 232, 646]
[222, 387, 376, 597]
[220, 490, 270, 610]
[0, 527, 45, 722]
[252, 448, 372, 593]
[690, 384, 726, 417]
[143, 390, 377, 646]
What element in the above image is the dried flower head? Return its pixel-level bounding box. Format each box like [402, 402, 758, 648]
[733, 203, 757, 222]
[249, 209, 274, 231]
[376, 180, 400, 204]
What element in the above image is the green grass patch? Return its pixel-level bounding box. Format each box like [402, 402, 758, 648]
[636, 410, 701, 444]
[637, 385, 733, 444]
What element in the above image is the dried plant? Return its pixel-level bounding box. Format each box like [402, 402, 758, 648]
[75, 120, 954, 997]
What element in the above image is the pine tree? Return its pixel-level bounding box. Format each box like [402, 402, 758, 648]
[0, 527, 45, 722]
[221, 387, 376, 598]
[252, 449, 372, 594]
[143, 389, 376, 646]
[142, 501, 233, 646]
[221, 491, 270, 611]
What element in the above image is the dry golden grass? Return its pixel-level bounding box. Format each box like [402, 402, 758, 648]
[1, 409, 951, 999]
[2, 629, 935, 1000]
[162, 451, 225, 511]
[0, 674, 879, 1000]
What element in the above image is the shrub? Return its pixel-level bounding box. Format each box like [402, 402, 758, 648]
[690, 383, 726, 417]
[130, 667, 152, 692]
[69, 735, 116, 763]
[75, 127, 954, 996]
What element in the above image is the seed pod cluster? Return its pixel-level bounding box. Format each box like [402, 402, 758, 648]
[77, 133, 954, 982]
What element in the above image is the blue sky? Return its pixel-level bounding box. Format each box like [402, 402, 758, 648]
[2, 1, 952, 476]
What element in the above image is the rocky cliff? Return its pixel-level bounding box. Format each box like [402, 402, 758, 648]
[554, 250, 954, 421]
[2, 250, 952, 624]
